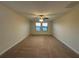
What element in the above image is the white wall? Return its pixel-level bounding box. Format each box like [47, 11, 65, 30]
[52, 4, 79, 54]
[0, 4, 30, 55]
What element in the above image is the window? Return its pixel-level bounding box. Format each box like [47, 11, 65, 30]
[42, 23, 48, 31]
[36, 22, 41, 31]
[35, 22, 48, 32]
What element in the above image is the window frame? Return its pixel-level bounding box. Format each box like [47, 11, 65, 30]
[35, 22, 41, 32]
[42, 22, 48, 32]
[35, 22, 48, 32]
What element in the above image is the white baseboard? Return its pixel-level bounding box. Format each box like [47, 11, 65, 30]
[53, 35, 79, 55]
[59, 39, 79, 54]
[0, 34, 29, 56]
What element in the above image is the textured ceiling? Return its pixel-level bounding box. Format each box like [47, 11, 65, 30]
[0, 1, 77, 21]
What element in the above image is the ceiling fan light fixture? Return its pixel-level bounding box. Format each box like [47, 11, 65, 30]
[39, 15, 44, 22]
[39, 19, 43, 22]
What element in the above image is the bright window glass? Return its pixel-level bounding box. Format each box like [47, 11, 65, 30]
[42, 23, 48, 26]
[42, 23, 48, 31]
[36, 22, 41, 31]
[36, 22, 41, 26]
